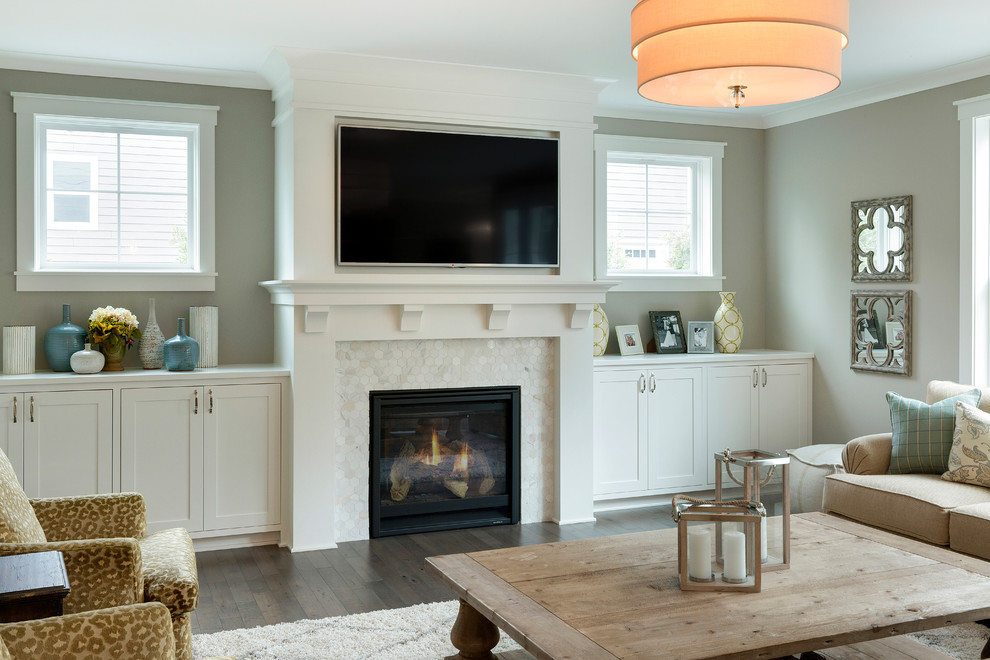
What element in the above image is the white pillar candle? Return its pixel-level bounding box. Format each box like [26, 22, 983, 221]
[687, 528, 712, 581]
[722, 530, 746, 581]
[2, 326, 35, 375]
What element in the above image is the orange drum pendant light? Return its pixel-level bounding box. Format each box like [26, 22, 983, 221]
[631, 0, 849, 108]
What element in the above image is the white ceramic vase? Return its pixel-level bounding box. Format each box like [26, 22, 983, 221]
[189, 306, 218, 368]
[2, 326, 35, 375]
[139, 298, 166, 369]
[70, 343, 105, 374]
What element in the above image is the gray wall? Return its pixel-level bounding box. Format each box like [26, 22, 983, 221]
[0, 69, 275, 368]
[594, 117, 767, 355]
[764, 76, 990, 444]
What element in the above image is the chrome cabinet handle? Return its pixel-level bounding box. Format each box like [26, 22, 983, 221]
[762, 368, 768, 388]
[12, 397, 16, 424]
[209, 389, 214, 414]
[649, 373, 656, 393]
[638, 374, 646, 393]
[30, 396, 34, 423]
[752, 368, 758, 388]
[194, 390, 199, 415]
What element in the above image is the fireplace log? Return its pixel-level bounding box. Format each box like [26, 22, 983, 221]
[389, 441, 416, 502]
[443, 478, 469, 498]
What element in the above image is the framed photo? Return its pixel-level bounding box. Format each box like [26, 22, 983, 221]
[648, 311, 686, 354]
[615, 325, 645, 356]
[687, 321, 715, 354]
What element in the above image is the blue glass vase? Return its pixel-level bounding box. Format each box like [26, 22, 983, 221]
[44, 304, 86, 372]
[163, 318, 200, 371]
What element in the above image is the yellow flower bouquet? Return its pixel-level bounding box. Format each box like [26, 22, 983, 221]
[87, 306, 143, 352]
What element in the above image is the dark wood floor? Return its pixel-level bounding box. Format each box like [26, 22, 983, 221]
[191, 506, 676, 634]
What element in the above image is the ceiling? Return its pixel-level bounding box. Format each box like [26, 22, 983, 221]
[3, 1, 990, 128]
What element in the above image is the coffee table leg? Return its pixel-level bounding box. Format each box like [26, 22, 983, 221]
[446, 598, 500, 660]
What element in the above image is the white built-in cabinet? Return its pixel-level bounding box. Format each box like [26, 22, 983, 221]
[1, 390, 113, 498]
[593, 351, 812, 502]
[593, 368, 704, 496]
[0, 366, 287, 545]
[120, 383, 280, 535]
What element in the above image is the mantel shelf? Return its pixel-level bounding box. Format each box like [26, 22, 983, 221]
[259, 278, 617, 307]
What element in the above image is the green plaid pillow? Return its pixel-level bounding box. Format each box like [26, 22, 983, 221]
[887, 389, 982, 474]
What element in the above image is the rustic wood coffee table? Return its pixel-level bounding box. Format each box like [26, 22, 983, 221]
[427, 512, 990, 660]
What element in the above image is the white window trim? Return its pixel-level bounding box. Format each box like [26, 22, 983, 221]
[957, 93, 990, 385]
[594, 135, 726, 292]
[12, 92, 219, 292]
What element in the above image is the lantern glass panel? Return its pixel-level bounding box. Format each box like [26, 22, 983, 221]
[674, 500, 762, 592]
[714, 449, 791, 571]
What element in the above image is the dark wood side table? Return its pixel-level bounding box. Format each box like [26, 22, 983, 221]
[0, 551, 70, 623]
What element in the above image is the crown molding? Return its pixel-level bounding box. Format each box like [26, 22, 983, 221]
[0, 49, 269, 90]
[761, 54, 990, 128]
[593, 104, 766, 130]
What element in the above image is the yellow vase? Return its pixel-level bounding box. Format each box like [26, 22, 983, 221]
[714, 292, 744, 354]
[101, 340, 127, 372]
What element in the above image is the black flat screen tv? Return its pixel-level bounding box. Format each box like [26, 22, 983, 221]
[337, 125, 559, 267]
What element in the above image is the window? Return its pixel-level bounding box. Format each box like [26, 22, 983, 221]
[13, 93, 218, 291]
[594, 135, 725, 291]
[957, 93, 990, 384]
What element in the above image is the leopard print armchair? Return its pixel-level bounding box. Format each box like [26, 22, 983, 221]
[0, 603, 234, 660]
[0, 451, 199, 660]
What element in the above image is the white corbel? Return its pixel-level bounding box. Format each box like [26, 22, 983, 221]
[399, 304, 425, 332]
[570, 303, 594, 329]
[304, 305, 331, 333]
[487, 304, 512, 330]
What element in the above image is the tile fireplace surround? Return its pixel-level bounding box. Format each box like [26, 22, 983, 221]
[335, 338, 554, 542]
[260, 48, 613, 551]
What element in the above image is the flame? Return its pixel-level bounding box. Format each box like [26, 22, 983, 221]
[423, 428, 442, 466]
[452, 441, 470, 478]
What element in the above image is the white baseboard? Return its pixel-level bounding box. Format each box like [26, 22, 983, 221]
[192, 531, 281, 552]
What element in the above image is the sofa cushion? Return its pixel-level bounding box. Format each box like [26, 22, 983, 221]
[942, 401, 990, 488]
[0, 451, 45, 544]
[927, 380, 990, 414]
[949, 502, 990, 560]
[823, 472, 990, 545]
[886, 389, 981, 474]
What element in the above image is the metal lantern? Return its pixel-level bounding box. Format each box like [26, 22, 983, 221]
[714, 449, 791, 571]
[672, 495, 764, 592]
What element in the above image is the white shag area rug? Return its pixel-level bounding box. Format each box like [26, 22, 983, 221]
[193, 600, 989, 660]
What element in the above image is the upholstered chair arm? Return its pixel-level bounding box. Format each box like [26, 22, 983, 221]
[0, 602, 174, 660]
[841, 433, 893, 475]
[30, 492, 147, 541]
[0, 538, 143, 613]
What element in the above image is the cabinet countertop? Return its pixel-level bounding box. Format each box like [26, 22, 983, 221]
[594, 349, 814, 368]
[0, 364, 290, 387]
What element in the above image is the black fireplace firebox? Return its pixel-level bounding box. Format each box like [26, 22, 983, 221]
[369, 386, 521, 538]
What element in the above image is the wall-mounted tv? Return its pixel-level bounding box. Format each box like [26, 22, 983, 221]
[336, 124, 559, 267]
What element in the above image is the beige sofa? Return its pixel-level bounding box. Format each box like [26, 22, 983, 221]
[823, 380, 990, 560]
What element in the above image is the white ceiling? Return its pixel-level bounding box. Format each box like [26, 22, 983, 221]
[3, 1, 990, 127]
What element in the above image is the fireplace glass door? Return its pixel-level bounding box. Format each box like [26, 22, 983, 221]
[370, 386, 520, 537]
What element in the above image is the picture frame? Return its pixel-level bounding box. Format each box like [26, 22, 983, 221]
[649, 311, 686, 354]
[686, 321, 715, 354]
[615, 325, 645, 356]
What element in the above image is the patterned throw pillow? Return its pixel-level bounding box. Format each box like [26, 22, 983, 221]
[887, 388, 982, 474]
[0, 450, 46, 543]
[943, 401, 990, 487]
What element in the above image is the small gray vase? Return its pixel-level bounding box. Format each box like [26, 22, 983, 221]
[139, 298, 166, 369]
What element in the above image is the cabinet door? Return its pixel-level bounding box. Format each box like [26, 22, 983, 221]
[120, 387, 204, 533]
[647, 368, 705, 490]
[593, 370, 648, 496]
[204, 384, 280, 530]
[0, 394, 24, 484]
[706, 366, 760, 483]
[758, 363, 810, 455]
[22, 390, 113, 498]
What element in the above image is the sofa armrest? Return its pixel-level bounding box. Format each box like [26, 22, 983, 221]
[30, 492, 147, 541]
[0, 603, 174, 660]
[0, 538, 144, 613]
[841, 433, 893, 474]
